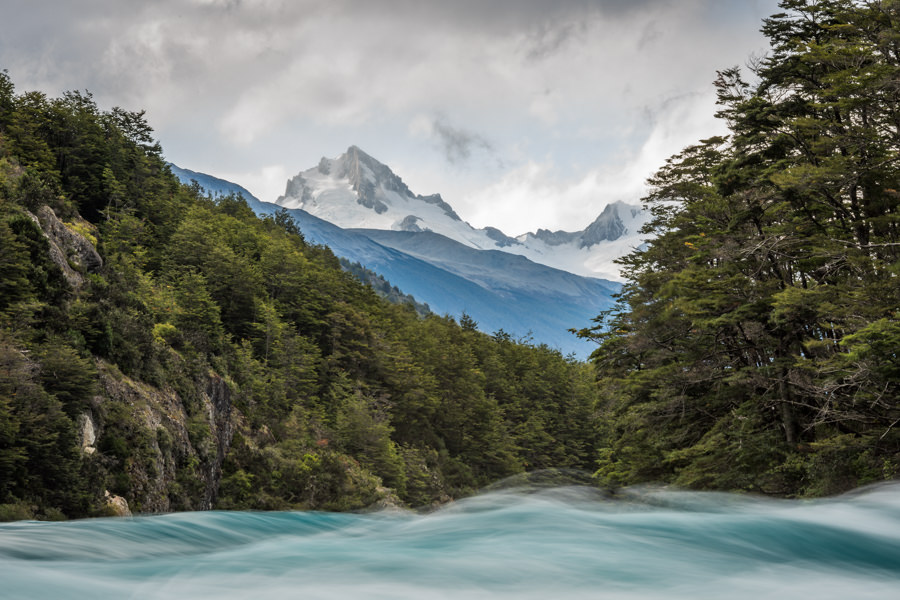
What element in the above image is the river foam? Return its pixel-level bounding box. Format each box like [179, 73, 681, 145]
[3, 481, 900, 599]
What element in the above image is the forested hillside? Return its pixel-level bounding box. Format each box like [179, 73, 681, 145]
[581, 0, 900, 496]
[3, 0, 898, 521]
[0, 70, 598, 520]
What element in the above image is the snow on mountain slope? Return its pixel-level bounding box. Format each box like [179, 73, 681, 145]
[283, 211, 619, 358]
[506, 201, 652, 281]
[354, 229, 616, 300]
[169, 164, 618, 357]
[276, 146, 650, 281]
[275, 146, 496, 249]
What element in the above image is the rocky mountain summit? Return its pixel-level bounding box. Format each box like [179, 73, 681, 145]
[275, 146, 650, 281]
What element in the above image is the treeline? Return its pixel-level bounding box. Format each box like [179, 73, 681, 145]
[339, 258, 431, 317]
[581, 0, 900, 496]
[0, 70, 597, 519]
[5, 0, 892, 519]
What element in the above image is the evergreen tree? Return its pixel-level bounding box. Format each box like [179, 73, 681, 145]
[0, 70, 603, 517]
[583, 0, 900, 496]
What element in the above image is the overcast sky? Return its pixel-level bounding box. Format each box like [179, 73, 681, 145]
[1, 0, 780, 235]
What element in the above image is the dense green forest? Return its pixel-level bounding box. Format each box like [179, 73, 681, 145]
[579, 0, 900, 496]
[2, 0, 899, 522]
[0, 69, 598, 520]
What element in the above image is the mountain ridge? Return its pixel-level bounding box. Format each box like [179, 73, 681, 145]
[170, 163, 619, 357]
[275, 145, 650, 280]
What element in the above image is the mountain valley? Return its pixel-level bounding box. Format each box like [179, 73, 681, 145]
[173, 148, 643, 356]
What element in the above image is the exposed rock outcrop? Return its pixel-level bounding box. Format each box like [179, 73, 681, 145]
[531, 227, 580, 247]
[283, 173, 313, 204]
[94, 361, 237, 513]
[78, 412, 97, 455]
[103, 490, 132, 517]
[398, 215, 425, 232]
[30, 206, 102, 290]
[483, 227, 521, 248]
[365, 486, 407, 512]
[580, 203, 626, 248]
[203, 372, 235, 509]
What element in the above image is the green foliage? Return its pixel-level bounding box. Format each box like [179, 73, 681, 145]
[34, 339, 97, 417]
[582, 0, 900, 497]
[0, 207, 32, 311]
[0, 72, 602, 518]
[0, 503, 34, 521]
[0, 70, 14, 130]
[0, 337, 92, 517]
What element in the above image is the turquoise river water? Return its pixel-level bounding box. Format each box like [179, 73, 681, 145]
[2, 482, 900, 599]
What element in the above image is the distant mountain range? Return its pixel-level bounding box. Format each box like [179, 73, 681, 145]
[276, 146, 649, 281]
[169, 165, 258, 201]
[169, 148, 648, 357]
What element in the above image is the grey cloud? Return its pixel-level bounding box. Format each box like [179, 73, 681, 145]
[295, 0, 686, 40]
[431, 118, 493, 165]
[0, 0, 708, 107]
[637, 20, 662, 50]
[639, 90, 708, 129]
[0, 0, 781, 220]
[524, 22, 581, 61]
[342, 0, 674, 26]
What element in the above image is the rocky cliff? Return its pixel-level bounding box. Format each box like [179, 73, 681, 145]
[89, 362, 237, 513]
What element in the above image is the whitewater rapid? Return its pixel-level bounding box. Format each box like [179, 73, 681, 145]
[3, 483, 900, 599]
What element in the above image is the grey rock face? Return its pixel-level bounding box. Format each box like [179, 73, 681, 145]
[416, 193, 461, 221]
[283, 174, 313, 204]
[355, 178, 389, 213]
[95, 363, 236, 513]
[344, 146, 398, 214]
[103, 490, 132, 517]
[580, 204, 626, 248]
[532, 228, 580, 247]
[399, 215, 425, 232]
[79, 412, 97, 455]
[346, 146, 412, 194]
[484, 226, 520, 247]
[32, 206, 102, 290]
[527, 202, 637, 249]
[204, 373, 235, 510]
[278, 146, 463, 222]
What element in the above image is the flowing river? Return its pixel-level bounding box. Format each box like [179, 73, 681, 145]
[3, 482, 900, 599]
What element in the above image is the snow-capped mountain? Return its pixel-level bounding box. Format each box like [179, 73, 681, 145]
[507, 201, 651, 281]
[170, 163, 622, 357]
[276, 146, 649, 281]
[276, 145, 486, 245]
[169, 149, 654, 355]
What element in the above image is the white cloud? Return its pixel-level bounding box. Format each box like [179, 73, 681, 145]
[1, 0, 780, 232]
[462, 162, 606, 236]
[215, 164, 291, 204]
[458, 87, 729, 235]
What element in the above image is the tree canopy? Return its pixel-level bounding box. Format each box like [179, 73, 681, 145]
[0, 69, 599, 519]
[581, 0, 900, 496]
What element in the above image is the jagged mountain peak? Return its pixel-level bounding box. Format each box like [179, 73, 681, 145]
[484, 226, 521, 248]
[272, 148, 649, 281]
[529, 228, 580, 247]
[340, 145, 410, 211]
[523, 200, 645, 250]
[581, 202, 627, 248]
[276, 146, 461, 228]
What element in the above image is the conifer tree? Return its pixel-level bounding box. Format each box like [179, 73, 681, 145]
[583, 0, 900, 496]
